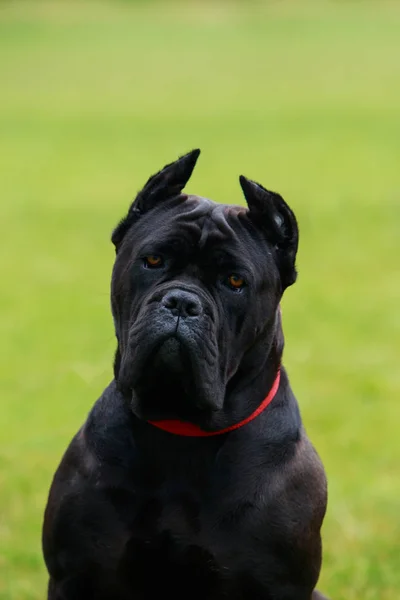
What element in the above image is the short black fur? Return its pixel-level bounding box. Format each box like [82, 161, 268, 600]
[43, 151, 328, 600]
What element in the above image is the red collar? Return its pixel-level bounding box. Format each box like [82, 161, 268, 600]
[148, 369, 281, 437]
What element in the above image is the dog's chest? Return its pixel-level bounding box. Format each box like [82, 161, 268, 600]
[119, 489, 228, 598]
[106, 425, 266, 597]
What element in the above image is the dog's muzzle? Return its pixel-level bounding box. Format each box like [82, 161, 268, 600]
[118, 284, 224, 416]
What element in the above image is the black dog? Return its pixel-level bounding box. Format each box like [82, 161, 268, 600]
[43, 150, 328, 600]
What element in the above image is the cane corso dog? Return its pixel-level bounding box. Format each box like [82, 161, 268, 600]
[43, 150, 328, 600]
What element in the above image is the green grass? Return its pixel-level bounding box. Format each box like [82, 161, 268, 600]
[1, 1, 399, 598]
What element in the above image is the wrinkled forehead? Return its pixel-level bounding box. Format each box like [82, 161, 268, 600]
[186, 195, 248, 224]
[137, 194, 252, 250]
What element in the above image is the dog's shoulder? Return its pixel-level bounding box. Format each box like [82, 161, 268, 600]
[42, 382, 135, 578]
[45, 381, 135, 514]
[84, 380, 136, 466]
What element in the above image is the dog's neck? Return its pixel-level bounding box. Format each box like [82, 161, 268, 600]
[116, 306, 285, 435]
[148, 370, 281, 436]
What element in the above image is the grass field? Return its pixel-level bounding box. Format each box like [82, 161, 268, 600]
[1, 1, 399, 598]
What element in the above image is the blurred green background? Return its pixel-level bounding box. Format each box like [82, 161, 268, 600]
[1, 1, 399, 599]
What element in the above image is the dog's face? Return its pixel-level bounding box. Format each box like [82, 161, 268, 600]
[111, 150, 298, 428]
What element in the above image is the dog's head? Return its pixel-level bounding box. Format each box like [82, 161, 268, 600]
[111, 150, 298, 429]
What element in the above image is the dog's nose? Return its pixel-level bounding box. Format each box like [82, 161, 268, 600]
[162, 290, 202, 317]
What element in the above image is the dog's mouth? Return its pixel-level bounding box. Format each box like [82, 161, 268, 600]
[152, 337, 186, 375]
[133, 335, 197, 416]
[118, 320, 224, 421]
[131, 329, 193, 385]
[135, 333, 209, 413]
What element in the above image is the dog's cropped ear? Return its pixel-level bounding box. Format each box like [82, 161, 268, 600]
[112, 149, 200, 247]
[239, 175, 299, 288]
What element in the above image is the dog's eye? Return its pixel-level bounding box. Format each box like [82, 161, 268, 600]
[228, 274, 245, 290]
[144, 255, 163, 268]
